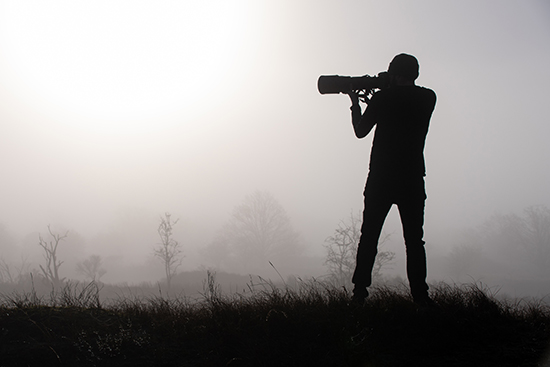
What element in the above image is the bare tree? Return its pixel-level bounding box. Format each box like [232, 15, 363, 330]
[481, 205, 550, 274]
[324, 212, 394, 289]
[76, 255, 107, 282]
[522, 205, 550, 270]
[0, 258, 12, 283]
[154, 213, 183, 288]
[38, 226, 68, 287]
[0, 256, 31, 284]
[203, 191, 302, 274]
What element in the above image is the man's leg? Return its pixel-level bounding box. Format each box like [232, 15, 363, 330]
[351, 177, 393, 301]
[396, 178, 430, 303]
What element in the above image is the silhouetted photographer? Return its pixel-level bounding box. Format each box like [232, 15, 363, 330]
[343, 54, 436, 306]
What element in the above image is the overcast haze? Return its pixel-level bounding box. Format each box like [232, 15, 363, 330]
[1, 1, 549, 285]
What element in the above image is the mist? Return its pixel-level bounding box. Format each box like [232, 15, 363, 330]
[0, 1, 549, 297]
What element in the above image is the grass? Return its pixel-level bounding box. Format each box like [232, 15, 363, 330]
[1, 278, 550, 366]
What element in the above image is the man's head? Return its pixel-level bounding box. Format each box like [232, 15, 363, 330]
[387, 53, 419, 82]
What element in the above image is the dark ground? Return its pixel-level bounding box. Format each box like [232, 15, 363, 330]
[1, 282, 549, 366]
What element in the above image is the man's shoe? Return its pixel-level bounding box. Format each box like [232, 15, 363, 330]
[351, 287, 368, 305]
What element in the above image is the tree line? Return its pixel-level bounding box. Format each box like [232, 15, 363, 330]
[3, 191, 546, 291]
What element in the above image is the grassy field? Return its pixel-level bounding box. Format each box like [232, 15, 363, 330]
[1, 278, 549, 366]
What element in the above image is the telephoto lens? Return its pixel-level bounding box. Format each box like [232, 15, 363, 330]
[317, 73, 388, 95]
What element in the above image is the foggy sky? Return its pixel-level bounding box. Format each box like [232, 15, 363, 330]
[0, 1, 549, 281]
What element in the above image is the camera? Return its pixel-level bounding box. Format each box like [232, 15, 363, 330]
[317, 72, 389, 95]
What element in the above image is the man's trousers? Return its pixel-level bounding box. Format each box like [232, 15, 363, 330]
[351, 173, 429, 301]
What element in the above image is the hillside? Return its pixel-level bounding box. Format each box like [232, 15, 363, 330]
[1, 280, 549, 366]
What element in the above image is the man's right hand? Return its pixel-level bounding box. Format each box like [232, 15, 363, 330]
[347, 90, 360, 106]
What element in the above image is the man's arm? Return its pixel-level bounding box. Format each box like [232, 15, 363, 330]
[348, 92, 376, 139]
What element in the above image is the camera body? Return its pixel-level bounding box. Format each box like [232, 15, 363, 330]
[317, 72, 389, 95]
